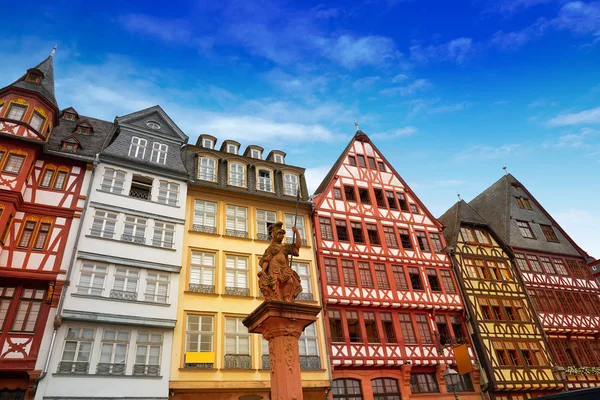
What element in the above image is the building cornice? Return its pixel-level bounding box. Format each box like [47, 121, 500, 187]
[89, 201, 186, 224]
[77, 251, 182, 273]
[61, 309, 177, 329]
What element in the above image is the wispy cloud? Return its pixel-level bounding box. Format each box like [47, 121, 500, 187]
[353, 76, 381, 89]
[528, 97, 558, 108]
[371, 126, 417, 140]
[410, 37, 474, 64]
[484, 0, 556, 14]
[379, 79, 432, 96]
[548, 106, 600, 126]
[406, 98, 470, 117]
[490, 18, 549, 51]
[454, 143, 524, 160]
[543, 127, 599, 148]
[326, 35, 401, 68]
[392, 73, 409, 83]
[117, 14, 193, 42]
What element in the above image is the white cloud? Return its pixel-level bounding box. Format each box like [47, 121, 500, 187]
[428, 101, 471, 114]
[117, 14, 193, 42]
[352, 76, 381, 89]
[304, 165, 333, 194]
[379, 79, 432, 96]
[528, 97, 558, 108]
[410, 37, 474, 64]
[548, 106, 600, 126]
[553, 208, 600, 258]
[371, 126, 417, 140]
[485, 0, 555, 14]
[406, 98, 470, 117]
[543, 127, 598, 148]
[454, 144, 524, 160]
[392, 73, 409, 83]
[326, 35, 401, 68]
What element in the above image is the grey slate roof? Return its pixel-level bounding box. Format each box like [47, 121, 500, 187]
[439, 200, 491, 246]
[4, 54, 58, 108]
[468, 173, 586, 257]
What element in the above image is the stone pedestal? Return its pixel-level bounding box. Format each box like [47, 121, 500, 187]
[243, 301, 321, 400]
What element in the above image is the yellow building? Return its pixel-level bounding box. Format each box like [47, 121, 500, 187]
[169, 136, 330, 400]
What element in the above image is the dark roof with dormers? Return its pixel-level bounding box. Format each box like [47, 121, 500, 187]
[243, 145, 264, 158]
[45, 114, 115, 161]
[4, 54, 58, 108]
[468, 173, 587, 258]
[439, 200, 489, 247]
[219, 140, 241, 153]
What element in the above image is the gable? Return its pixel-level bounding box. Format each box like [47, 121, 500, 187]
[116, 105, 188, 143]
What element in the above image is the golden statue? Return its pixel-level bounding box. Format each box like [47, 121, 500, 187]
[258, 221, 302, 302]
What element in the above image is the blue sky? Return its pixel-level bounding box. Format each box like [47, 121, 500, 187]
[1, 0, 599, 256]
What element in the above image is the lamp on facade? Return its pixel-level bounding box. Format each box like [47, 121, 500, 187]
[442, 366, 460, 400]
[552, 365, 568, 391]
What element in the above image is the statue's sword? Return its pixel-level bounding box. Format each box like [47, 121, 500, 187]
[288, 187, 301, 267]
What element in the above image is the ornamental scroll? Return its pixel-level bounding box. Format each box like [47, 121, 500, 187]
[257, 221, 302, 302]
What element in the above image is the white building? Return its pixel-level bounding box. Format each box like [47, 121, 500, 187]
[36, 106, 189, 400]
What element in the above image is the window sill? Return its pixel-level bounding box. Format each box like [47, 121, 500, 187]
[223, 234, 252, 241]
[52, 373, 162, 378]
[221, 293, 256, 300]
[85, 235, 177, 251]
[71, 293, 171, 307]
[96, 189, 180, 208]
[188, 229, 221, 237]
[183, 291, 220, 297]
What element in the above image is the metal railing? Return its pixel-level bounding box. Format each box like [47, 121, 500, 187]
[57, 361, 89, 374]
[224, 354, 251, 369]
[96, 362, 125, 375]
[109, 289, 137, 301]
[133, 364, 160, 376]
[297, 292, 314, 301]
[121, 233, 145, 244]
[225, 287, 250, 297]
[189, 283, 215, 294]
[192, 224, 217, 234]
[257, 233, 272, 241]
[225, 229, 248, 239]
[128, 189, 151, 200]
[300, 355, 321, 370]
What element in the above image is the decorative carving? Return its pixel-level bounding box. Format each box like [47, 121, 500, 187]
[34, 107, 47, 118]
[258, 222, 302, 302]
[15, 98, 29, 106]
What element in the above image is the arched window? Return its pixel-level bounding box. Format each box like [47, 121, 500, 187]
[2, 150, 27, 174]
[199, 156, 217, 182]
[257, 168, 272, 192]
[229, 162, 245, 187]
[40, 165, 56, 187]
[33, 218, 53, 250]
[53, 167, 70, 190]
[283, 173, 299, 196]
[332, 378, 363, 400]
[18, 216, 39, 248]
[372, 378, 401, 400]
[30, 111, 46, 132]
[39, 165, 69, 189]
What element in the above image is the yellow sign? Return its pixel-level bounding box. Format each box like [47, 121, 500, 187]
[185, 351, 215, 364]
[453, 344, 473, 374]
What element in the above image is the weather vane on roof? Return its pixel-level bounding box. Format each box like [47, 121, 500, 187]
[50, 45, 57, 57]
[503, 166, 508, 175]
[354, 121, 359, 132]
[457, 193, 461, 201]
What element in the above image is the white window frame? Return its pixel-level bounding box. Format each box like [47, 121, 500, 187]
[128, 137, 147, 159]
[7, 104, 27, 121]
[256, 209, 276, 240]
[77, 263, 108, 296]
[299, 322, 319, 356]
[186, 315, 214, 353]
[101, 168, 127, 194]
[134, 332, 163, 374]
[112, 267, 140, 296]
[98, 329, 130, 374]
[152, 221, 175, 248]
[229, 162, 245, 187]
[150, 142, 168, 164]
[30, 112, 45, 132]
[292, 261, 312, 297]
[283, 173, 299, 196]
[202, 139, 214, 149]
[225, 255, 249, 289]
[199, 156, 217, 182]
[227, 144, 238, 154]
[250, 149, 261, 159]
[274, 154, 284, 164]
[59, 327, 96, 373]
[257, 169, 272, 192]
[190, 251, 216, 290]
[225, 317, 250, 355]
[144, 272, 169, 303]
[193, 200, 217, 230]
[285, 214, 306, 244]
[226, 205, 247, 234]
[122, 215, 147, 244]
[90, 209, 118, 238]
[157, 180, 179, 206]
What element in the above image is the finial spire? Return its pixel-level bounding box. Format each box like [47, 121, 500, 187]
[50, 45, 57, 57]
[354, 121, 359, 132]
[457, 193, 461, 201]
[503, 166, 508, 175]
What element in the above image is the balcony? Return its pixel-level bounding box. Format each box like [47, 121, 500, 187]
[121, 233, 145, 244]
[225, 287, 250, 297]
[224, 354, 251, 369]
[262, 355, 320, 370]
[128, 188, 151, 201]
[96, 363, 125, 375]
[192, 224, 217, 234]
[297, 292, 314, 301]
[109, 289, 138, 301]
[225, 229, 248, 239]
[57, 361, 89, 374]
[185, 362, 213, 369]
[257, 233, 272, 241]
[189, 283, 215, 294]
[133, 364, 160, 376]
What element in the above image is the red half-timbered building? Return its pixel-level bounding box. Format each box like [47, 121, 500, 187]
[0, 52, 88, 398]
[312, 130, 481, 399]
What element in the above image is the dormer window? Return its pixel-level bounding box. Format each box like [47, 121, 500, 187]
[63, 113, 76, 121]
[274, 154, 284, 164]
[227, 144, 238, 154]
[25, 72, 42, 84]
[257, 169, 272, 191]
[129, 137, 147, 159]
[62, 142, 77, 152]
[199, 156, 217, 182]
[203, 139, 214, 149]
[146, 121, 161, 130]
[150, 142, 168, 164]
[284, 173, 299, 196]
[30, 112, 46, 132]
[6, 104, 27, 121]
[251, 149, 261, 159]
[77, 126, 90, 134]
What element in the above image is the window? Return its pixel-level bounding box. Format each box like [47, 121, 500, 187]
[514, 254, 529, 272]
[415, 314, 433, 344]
[344, 186, 356, 201]
[392, 265, 409, 290]
[185, 315, 213, 367]
[101, 168, 126, 194]
[342, 260, 357, 286]
[129, 174, 152, 200]
[144, 272, 169, 303]
[250, 149, 261, 159]
[319, 217, 334, 240]
[386, 191, 398, 209]
[436, 315, 451, 345]
[481, 305, 493, 320]
[358, 262, 374, 288]
[11, 289, 43, 332]
[410, 373, 439, 393]
[112, 267, 139, 298]
[380, 313, 397, 343]
[7, 104, 26, 121]
[229, 163, 245, 187]
[90, 210, 118, 238]
[30, 112, 45, 132]
[226, 205, 248, 237]
[399, 229, 412, 249]
[516, 197, 524, 208]
[492, 305, 504, 320]
[134, 332, 162, 376]
[357, 155, 366, 167]
[152, 221, 175, 248]
[446, 371, 474, 392]
[540, 257, 556, 274]
[358, 188, 370, 204]
[367, 157, 376, 169]
[58, 327, 95, 374]
[77, 263, 107, 295]
[366, 224, 380, 245]
[324, 258, 340, 284]
[415, 231, 430, 252]
[202, 139, 214, 149]
[374, 264, 390, 289]
[552, 258, 569, 276]
[517, 221, 535, 239]
[426, 269, 441, 291]
[26, 71, 42, 83]
[40, 167, 55, 187]
[346, 311, 362, 342]
[128, 137, 147, 159]
[460, 227, 476, 243]
[408, 267, 423, 290]
[149, 142, 169, 164]
[409, 204, 419, 214]
[257, 169, 272, 191]
[363, 312, 379, 343]
[33, 221, 51, 249]
[257, 210, 276, 241]
[440, 270, 456, 293]
[523, 198, 533, 210]
[62, 142, 77, 152]
[77, 125, 91, 134]
[97, 329, 129, 375]
[475, 229, 491, 245]
[199, 157, 217, 182]
[429, 233, 444, 252]
[526, 255, 543, 273]
[225, 317, 251, 368]
[299, 322, 319, 362]
[399, 314, 416, 343]
[18, 220, 37, 248]
[332, 379, 363, 400]
[335, 219, 349, 241]
[540, 224, 559, 242]
[225, 255, 249, 295]
[0, 287, 16, 331]
[190, 252, 215, 293]
[351, 222, 364, 243]
[334, 188, 343, 200]
[122, 215, 146, 244]
[328, 309, 344, 342]
[292, 262, 312, 300]
[374, 189, 386, 207]
[63, 112, 76, 121]
[226, 144, 238, 154]
[516, 197, 533, 210]
[497, 262, 512, 280]
[157, 181, 178, 206]
[53, 169, 68, 190]
[146, 121, 161, 130]
[377, 161, 386, 172]
[193, 200, 217, 233]
[3, 153, 26, 173]
[450, 316, 465, 341]
[285, 214, 306, 245]
[382, 226, 398, 248]
[397, 193, 409, 211]
[348, 156, 357, 166]
[284, 173, 299, 196]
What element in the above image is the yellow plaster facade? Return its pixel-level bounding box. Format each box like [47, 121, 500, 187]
[170, 184, 330, 399]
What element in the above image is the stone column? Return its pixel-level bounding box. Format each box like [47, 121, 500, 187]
[244, 301, 322, 400]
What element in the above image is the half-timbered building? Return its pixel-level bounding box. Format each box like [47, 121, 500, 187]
[312, 130, 481, 399]
[440, 200, 561, 399]
[469, 173, 600, 391]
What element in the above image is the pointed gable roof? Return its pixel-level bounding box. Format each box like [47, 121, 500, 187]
[468, 173, 587, 258]
[115, 105, 188, 142]
[439, 200, 489, 246]
[4, 54, 58, 108]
